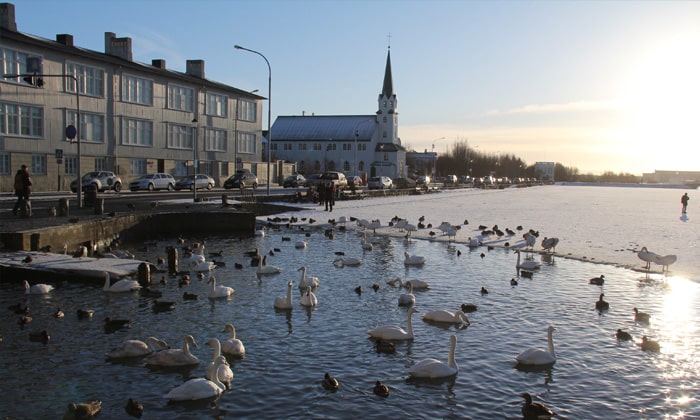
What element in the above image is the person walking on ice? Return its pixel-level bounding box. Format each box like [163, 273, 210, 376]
[681, 192, 690, 214]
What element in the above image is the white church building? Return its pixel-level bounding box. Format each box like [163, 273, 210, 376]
[269, 49, 407, 182]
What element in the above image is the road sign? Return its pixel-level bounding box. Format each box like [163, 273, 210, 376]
[55, 149, 63, 159]
[66, 125, 76, 140]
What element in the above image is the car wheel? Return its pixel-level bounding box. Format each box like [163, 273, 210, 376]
[148, 183, 155, 191]
[92, 182, 99, 192]
[252, 183, 258, 190]
[113, 182, 122, 193]
[167, 184, 174, 191]
[207, 183, 213, 190]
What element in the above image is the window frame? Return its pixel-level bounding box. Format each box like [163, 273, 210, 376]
[65, 61, 105, 97]
[122, 117, 153, 146]
[67, 110, 104, 143]
[206, 92, 228, 117]
[121, 73, 154, 106]
[167, 84, 194, 112]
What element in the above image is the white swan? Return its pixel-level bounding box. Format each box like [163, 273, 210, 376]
[468, 237, 480, 248]
[205, 338, 234, 389]
[300, 286, 318, 307]
[145, 334, 199, 367]
[298, 266, 320, 289]
[274, 281, 294, 309]
[221, 324, 245, 358]
[333, 257, 363, 267]
[653, 254, 677, 272]
[257, 255, 282, 275]
[408, 334, 459, 379]
[541, 237, 559, 253]
[637, 246, 658, 270]
[295, 240, 308, 249]
[102, 272, 141, 292]
[207, 276, 234, 299]
[23, 280, 54, 294]
[422, 309, 470, 325]
[361, 232, 374, 251]
[189, 260, 215, 272]
[398, 282, 416, 307]
[388, 278, 430, 290]
[523, 232, 536, 250]
[106, 337, 169, 359]
[164, 355, 226, 401]
[515, 326, 556, 366]
[367, 307, 419, 340]
[404, 252, 426, 266]
[514, 250, 541, 270]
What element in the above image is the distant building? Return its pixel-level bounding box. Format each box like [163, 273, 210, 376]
[641, 170, 700, 185]
[535, 162, 555, 182]
[270, 49, 406, 180]
[406, 150, 437, 177]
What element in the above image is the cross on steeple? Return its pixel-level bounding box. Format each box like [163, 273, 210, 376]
[387, 32, 391, 49]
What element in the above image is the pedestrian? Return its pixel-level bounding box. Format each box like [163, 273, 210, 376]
[324, 182, 332, 211]
[681, 192, 690, 214]
[12, 164, 32, 216]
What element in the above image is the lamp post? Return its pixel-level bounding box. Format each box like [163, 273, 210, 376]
[467, 145, 479, 176]
[192, 118, 198, 202]
[235, 45, 272, 195]
[431, 137, 445, 178]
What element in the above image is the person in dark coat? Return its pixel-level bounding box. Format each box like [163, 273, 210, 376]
[681, 192, 690, 214]
[12, 164, 32, 216]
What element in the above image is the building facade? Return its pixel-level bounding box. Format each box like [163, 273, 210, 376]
[0, 2, 264, 193]
[269, 49, 407, 181]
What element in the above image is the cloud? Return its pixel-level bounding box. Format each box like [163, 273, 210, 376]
[480, 100, 622, 117]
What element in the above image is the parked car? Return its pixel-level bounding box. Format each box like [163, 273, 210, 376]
[348, 175, 364, 187]
[416, 175, 431, 186]
[129, 173, 176, 191]
[224, 172, 258, 189]
[70, 171, 123, 193]
[283, 174, 306, 188]
[394, 177, 417, 189]
[321, 171, 348, 189]
[445, 174, 458, 185]
[174, 174, 215, 190]
[304, 173, 324, 188]
[367, 176, 393, 190]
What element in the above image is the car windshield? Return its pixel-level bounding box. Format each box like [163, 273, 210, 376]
[82, 172, 100, 180]
[135, 175, 152, 180]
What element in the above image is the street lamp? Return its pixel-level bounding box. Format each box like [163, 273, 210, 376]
[431, 137, 445, 178]
[235, 45, 272, 195]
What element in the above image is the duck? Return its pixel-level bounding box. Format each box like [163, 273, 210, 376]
[274, 281, 294, 310]
[300, 286, 318, 307]
[205, 338, 234, 389]
[404, 251, 426, 266]
[515, 326, 556, 366]
[460, 303, 478, 313]
[422, 309, 470, 325]
[408, 334, 459, 379]
[144, 334, 199, 367]
[102, 272, 141, 292]
[322, 372, 339, 391]
[375, 339, 396, 354]
[333, 257, 363, 267]
[510, 278, 518, 286]
[520, 392, 556, 419]
[124, 398, 143, 418]
[152, 300, 176, 312]
[637, 246, 658, 270]
[398, 282, 416, 307]
[641, 336, 661, 352]
[373, 380, 389, 398]
[589, 274, 605, 285]
[23, 280, 54, 295]
[480, 287, 489, 295]
[633, 307, 651, 323]
[520, 270, 534, 278]
[76, 309, 94, 319]
[595, 293, 610, 311]
[104, 317, 132, 332]
[367, 307, 419, 340]
[514, 250, 541, 270]
[541, 237, 559, 253]
[106, 337, 170, 359]
[183, 292, 198, 300]
[140, 287, 163, 298]
[221, 323, 245, 358]
[354, 285, 363, 295]
[164, 355, 227, 401]
[298, 266, 320, 289]
[54, 308, 65, 318]
[18, 315, 32, 327]
[29, 329, 50, 343]
[616, 329, 633, 341]
[207, 276, 234, 299]
[256, 255, 282, 275]
[63, 400, 102, 420]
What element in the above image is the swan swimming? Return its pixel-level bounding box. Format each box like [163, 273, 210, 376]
[515, 326, 556, 366]
[144, 334, 199, 367]
[367, 307, 419, 340]
[106, 336, 169, 359]
[361, 232, 374, 251]
[205, 338, 234, 389]
[256, 255, 282, 275]
[333, 257, 363, 267]
[23, 280, 54, 294]
[398, 282, 416, 307]
[387, 277, 430, 290]
[102, 272, 141, 292]
[221, 323, 245, 358]
[165, 355, 227, 401]
[274, 281, 294, 310]
[300, 286, 318, 307]
[514, 250, 541, 271]
[207, 276, 234, 299]
[422, 309, 470, 325]
[404, 252, 426, 266]
[408, 334, 459, 379]
[189, 260, 215, 272]
[298, 266, 320, 289]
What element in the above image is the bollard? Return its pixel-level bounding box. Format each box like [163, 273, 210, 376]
[138, 262, 151, 288]
[94, 198, 104, 215]
[84, 186, 97, 207]
[167, 246, 178, 275]
[58, 198, 69, 216]
[222, 194, 229, 206]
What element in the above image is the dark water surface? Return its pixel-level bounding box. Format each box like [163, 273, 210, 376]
[1, 222, 698, 419]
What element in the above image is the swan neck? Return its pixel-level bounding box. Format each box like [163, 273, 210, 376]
[547, 330, 555, 356]
[448, 338, 458, 370]
[211, 340, 221, 359]
[407, 311, 414, 335]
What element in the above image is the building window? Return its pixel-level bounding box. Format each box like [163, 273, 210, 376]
[383, 131, 387, 138]
[238, 132, 256, 154]
[359, 161, 365, 172]
[237, 100, 256, 122]
[206, 93, 228, 117]
[298, 144, 307, 151]
[270, 143, 277, 151]
[283, 143, 292, 151]
[343, 143, 352, 151]
[1, 48, 29, 82]
[31, 154, 46, 175]
[313, 143, 322, 151]
[168, 84, 194, 112]
[67, 111, 104, 143]
[314, 160, 321, 171]
[205, 128, 227, 152]
[358, 144, 367, 151]
[221, 161, 229, 177]
[122, 74, 153, 105]
[131, 159, 147, 175]
[0, 152, 9, 174]
[94, 158, 106, 171]
[167, 124, 195, 149]
[64, 156, 78, 176]
[327, 144, 337, 151]
[66, 62, 105, 97]
[343, 161, 350, 172]
[0, 102, 43, 137]
[122, 118, 153, 146]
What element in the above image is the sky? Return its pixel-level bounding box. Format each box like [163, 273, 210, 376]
[7, 0, 700, 174]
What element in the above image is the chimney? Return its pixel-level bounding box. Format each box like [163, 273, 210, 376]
[1, 3, 17, 31]
[151, 59, 166, 70]
[186, 59, 205, 78]
[104, 32, 133, 61]
[56, 34, 74, 47]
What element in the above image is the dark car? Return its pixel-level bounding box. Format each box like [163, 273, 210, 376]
[283, 174, 306, 188]
[224, 172, 258, 189]
[174, 174, 215, 191]
[304, 173, 324, 188]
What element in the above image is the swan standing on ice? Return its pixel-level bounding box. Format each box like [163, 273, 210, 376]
[205, 338, 234, 389]
[515, 326, 556, 366]
[637, 246, 657, 270]
[23, 280, 54, 294]
[298, 266, 320, 289]
[404, 252, 426, 266]
[367, 307, 419, 340]
[300, 286, 318, 307]
[164, 355, 227, 401]
[102, 272, 141, 292]
[541, 237, 559, 253]
[361, 232, 374, 251]
[422, 309, 470, 325]
[106, 337, 169, 359]
[221, 324, 245, 358]
[145, 334, 199, 367]
[398, 282, 416, 307]
[514, 250, 541, 271]
[408, 334, 459, 379]
[207, 276, 234, 298]
[274, 281, 294, 309]
[653, 254, 677, 273]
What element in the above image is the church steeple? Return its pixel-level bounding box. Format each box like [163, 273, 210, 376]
[381, 49, 393, 97]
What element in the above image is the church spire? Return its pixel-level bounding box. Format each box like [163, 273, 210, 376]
[381, 48, 393, 98]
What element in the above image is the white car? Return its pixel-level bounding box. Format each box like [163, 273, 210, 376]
[129, 173, 176, 191]
[367, 176, 393, 190]
[70, 171, 123, 193]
